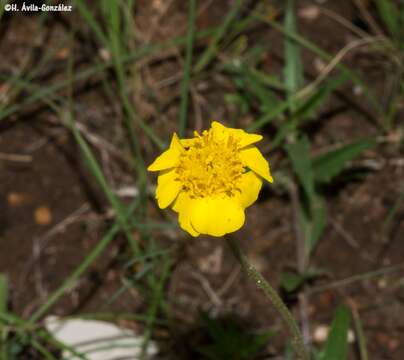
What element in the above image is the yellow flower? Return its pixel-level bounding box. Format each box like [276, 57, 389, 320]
[148, 121, 273, 237]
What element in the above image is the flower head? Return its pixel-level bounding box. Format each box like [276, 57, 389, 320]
[148, 121, 273, 237]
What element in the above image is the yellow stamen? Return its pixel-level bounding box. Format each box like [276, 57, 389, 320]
[176, 129, 244, 198]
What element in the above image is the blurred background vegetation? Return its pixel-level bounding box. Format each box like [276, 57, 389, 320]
[0, 0, 404, 359]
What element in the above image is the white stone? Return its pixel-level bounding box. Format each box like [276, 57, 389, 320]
[45, 316, 158, 360]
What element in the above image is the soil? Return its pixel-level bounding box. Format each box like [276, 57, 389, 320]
[1, 0, 404, 359]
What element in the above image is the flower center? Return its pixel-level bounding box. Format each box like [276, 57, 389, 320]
[176, 130, 245, 198]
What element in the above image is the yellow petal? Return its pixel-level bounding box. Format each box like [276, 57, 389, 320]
[189, 197, 245, 237]
[237, 132, 263, 148]
[147, 149, 179, 172]
[155, 169, 182, 209]
[147, 133, 183, 172]
[237, 171, 263, 208]
[170, 133, 184, 152]
[211, 121, 263, 148]
[239, 146, 273, 183]
[172, 192, 200, 237]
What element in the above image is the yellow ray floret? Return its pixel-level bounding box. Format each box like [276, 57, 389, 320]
[147, 121, 273, 237]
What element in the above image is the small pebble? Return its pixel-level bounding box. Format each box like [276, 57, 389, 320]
[7, 192, 29, 206]
[299, 6, 320, 21]
[34, 206, 52, 225]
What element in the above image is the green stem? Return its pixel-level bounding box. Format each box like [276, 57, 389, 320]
[352, 309, 368, 360]
[226, 238, 309, 360]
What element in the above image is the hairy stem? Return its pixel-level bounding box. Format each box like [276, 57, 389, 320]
[226, 237, 309, 360]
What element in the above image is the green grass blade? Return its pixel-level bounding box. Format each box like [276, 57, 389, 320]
[194, 0, 243, 73]
[286, 137, 327, 254]
[140, 254, 171, 358]
[297, 73, 349, 119]
[247, 100, 289, 132]
[382, 190, 404, 239]
[320, 305, 351, 360]
[240, 66, 280, 113]
[178, 0, 196, 137]
[285, 136, 314, 200]
[0, 274, 8, 360]
[401, 4, 404, 45]
[352, 310, 368, 360]
[0, 275, 7, 315]
[73, 0, 108, 44]
[121, 0, 136, 42]
[71, 124, 141, 256]
[99, 0, 152, 189]
[374, 0, 400, 40]
[281, 272, 305, 293]
[300, 194, 326, 253]
[1, 312, 89, 360]
[312, 139, 376, 183]
[38, 330, 89, 360]
[249, 67, 285, 91]
[284, 0, 304, 111]
[30, 339, 58, 360]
